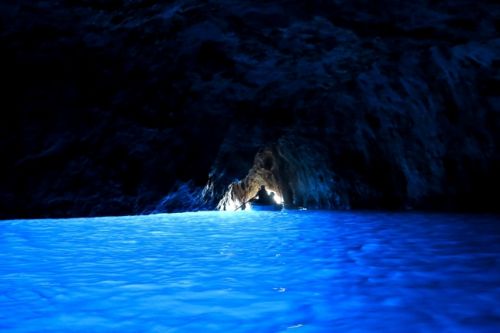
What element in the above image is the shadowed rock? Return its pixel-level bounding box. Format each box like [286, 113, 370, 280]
[0, 0, 499, 217]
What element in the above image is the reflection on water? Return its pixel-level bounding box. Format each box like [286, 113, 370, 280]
[1, 211, 500, 332]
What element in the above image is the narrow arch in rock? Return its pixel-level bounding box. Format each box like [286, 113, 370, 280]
[217, 137, 348, 211]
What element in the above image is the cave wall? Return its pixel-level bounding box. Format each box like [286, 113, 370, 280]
[1, 0, 499, 217]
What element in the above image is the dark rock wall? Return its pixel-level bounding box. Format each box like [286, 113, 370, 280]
[1, 0, 499, 217]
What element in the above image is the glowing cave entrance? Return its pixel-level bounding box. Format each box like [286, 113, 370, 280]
[218, 184, 284, 212]
[215, 137, 339, 211]
[266, 190, 284, 205]
[217, 148, 286, 211]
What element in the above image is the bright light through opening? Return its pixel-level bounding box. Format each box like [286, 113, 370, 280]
[266, 190, 284, 205]
[219, 188, 283, 211]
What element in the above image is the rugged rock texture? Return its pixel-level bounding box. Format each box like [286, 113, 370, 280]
[1, 0, 499, 218]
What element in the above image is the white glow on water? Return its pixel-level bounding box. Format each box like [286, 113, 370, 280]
[225, 197, 241, 211]
[244, 202, 253, 211]
[1, 211, 499, 332]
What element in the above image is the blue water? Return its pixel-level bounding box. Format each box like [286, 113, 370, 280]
[1, 211, 500, 332]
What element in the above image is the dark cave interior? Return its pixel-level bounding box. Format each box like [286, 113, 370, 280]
[0, 0, 499, 218]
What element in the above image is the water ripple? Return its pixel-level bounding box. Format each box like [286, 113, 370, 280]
[1, 211, 499, 332]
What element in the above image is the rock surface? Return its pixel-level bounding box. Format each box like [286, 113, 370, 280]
[1, 0, 499, 218]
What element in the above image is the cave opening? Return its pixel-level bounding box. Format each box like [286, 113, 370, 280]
[216, 147, 289, 211]
[213, 136, 343, 212]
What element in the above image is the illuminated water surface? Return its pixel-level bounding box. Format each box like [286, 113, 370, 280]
[1, 211, 499, 332]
